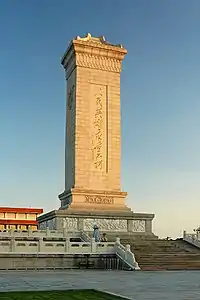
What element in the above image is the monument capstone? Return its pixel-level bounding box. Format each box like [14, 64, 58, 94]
[38, 33, 155, 237]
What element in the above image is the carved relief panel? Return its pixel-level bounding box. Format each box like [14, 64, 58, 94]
[39, 222, 47, 230]
[132, 220, 145, 232]
[84, 218, 127, 232]
[63, 217, 78, 231]
[46, 218, 56, 230]
[39, 219, 56, 230]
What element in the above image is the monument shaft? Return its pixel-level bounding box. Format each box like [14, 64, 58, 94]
[59, 34, 129, 212]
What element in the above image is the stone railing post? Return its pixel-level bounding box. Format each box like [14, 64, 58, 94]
[28, 226, 33, 237]
[115, 237, 120, 244]
[124, 244, 140, 270]
[65, 237, 69, 253]
[46, 227, 50, 237]
[91, 238, 96, 253]
[9, 228, 14, 237]
[10, 237, 15, 252]
[63, 227, 67, 237]
[125, 244, 131, 260]
[38, 237, 43, 252]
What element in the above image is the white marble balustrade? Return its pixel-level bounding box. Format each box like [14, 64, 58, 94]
[0, 228, 80, 238]
[183, 230, 200, 248]
[0, 238, 116, 254]
[0, 229, 140, 270]
[115, 238, 140, 270]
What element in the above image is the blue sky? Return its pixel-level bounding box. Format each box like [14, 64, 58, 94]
[1, 0, 200, 238]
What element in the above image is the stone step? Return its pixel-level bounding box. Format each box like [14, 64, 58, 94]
[140, 260, 200, 265]
[134, 249, 191, 253]
[120, 238, 200, 271]
[136, 253, 200, 257]
[138, 258, 200, 262]
[137, 257, 200, 262]
[141, 265, 200, 271]
[139, 260, 200, 271]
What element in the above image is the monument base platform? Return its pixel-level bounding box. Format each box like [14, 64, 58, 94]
[37, 208, 156, 238]
[58, 188, 131, 212]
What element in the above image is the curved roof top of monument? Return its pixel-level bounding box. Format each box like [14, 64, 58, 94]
[61, 33, 127, 66]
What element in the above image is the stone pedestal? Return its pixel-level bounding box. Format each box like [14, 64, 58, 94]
[58, 188, 131, 212]
[37, 209, 155, 238]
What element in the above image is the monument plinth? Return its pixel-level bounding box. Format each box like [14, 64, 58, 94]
[38, 34, 155, 237]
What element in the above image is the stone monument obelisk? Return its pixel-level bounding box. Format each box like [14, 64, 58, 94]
[59, 33, 130, 213]
[38, 34, 155, 237]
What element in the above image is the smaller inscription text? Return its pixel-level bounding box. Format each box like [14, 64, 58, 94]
[85, 195, 114, 205]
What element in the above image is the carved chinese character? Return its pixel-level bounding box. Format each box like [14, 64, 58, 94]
[84, 195, 114, 205]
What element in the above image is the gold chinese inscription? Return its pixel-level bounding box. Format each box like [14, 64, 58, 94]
[85, 195, 114, 205]
[92, 86, 104, 170]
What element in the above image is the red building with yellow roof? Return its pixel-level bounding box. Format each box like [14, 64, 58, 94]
[0, 207, 43, 230]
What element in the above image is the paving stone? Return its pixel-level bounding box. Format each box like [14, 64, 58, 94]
[0, 270, 200, 299]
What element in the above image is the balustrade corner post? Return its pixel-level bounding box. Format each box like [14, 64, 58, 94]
[124, 244, 131, 260]
[91, 238, 96, 253]
[124, 244, 130, 261]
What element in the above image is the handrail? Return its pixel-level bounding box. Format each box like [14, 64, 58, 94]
[79, 233, 140, 270]
[114, 238, 140, 270]
[183, 230, 200, 249]
[116, 252, 139, 271]
[80, 230, 91, 242]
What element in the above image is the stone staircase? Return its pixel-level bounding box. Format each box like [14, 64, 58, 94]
[120, 238, 200, 270]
